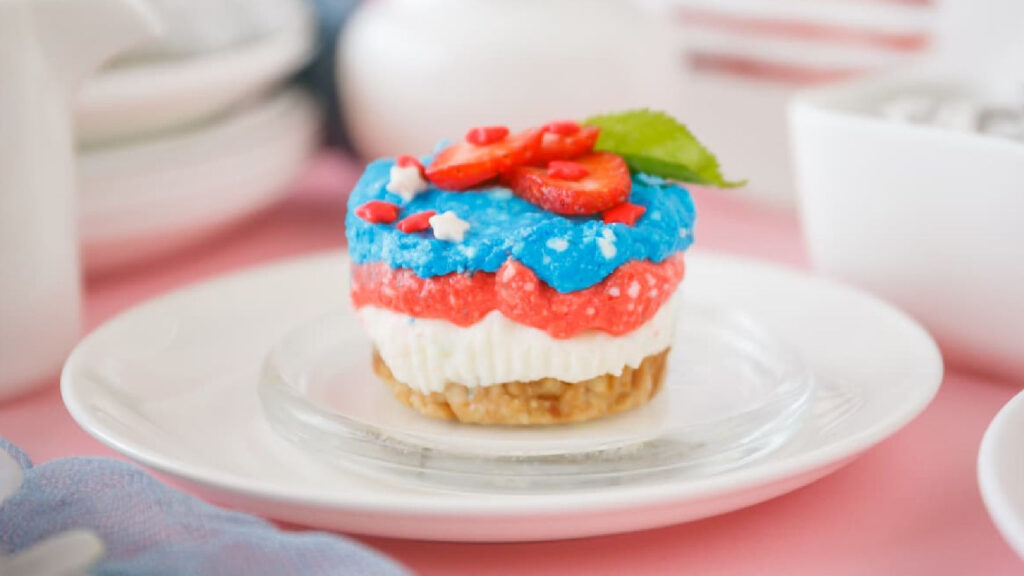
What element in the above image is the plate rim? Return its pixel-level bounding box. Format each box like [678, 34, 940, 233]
[61, 250, 944, 517]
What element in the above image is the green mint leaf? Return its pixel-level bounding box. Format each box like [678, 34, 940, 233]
[583, 109, 745, 188]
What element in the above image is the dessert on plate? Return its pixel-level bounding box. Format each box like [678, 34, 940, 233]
[346, 110, 739, 425]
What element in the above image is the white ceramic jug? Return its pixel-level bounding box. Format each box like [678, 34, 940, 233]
[339, 0, 677, 159]
[0, 0, 157, 399]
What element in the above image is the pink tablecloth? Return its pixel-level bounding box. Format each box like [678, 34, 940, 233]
[1, 154, 1020, 575]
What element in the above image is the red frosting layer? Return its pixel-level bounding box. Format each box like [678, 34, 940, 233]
[350, 255, 685, 339]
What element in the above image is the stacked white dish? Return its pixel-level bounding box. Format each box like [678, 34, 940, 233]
[790, 73, 1024, 383]
[75, 0, 320, 274]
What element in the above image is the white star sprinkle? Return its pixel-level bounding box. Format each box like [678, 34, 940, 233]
[386, 164, 428, 202]
[546, 238, 569, 252]
[429, 211, 470, 242]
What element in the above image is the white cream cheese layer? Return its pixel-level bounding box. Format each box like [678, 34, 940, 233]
[357, 296, 677, 393]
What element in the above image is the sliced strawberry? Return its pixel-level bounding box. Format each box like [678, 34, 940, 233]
[465, 126, 510, 146]
[533, 124, 600, 164]
[426, 128, 543, 190]
[509, 152, 631, 215]
[542, 120, 582, 136]
[547, 160, 589, 181]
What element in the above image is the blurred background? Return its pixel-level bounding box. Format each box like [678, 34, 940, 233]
[3, 0, 1024, 396]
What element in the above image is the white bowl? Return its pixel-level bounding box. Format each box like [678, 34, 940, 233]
[979, 387, 1024, 560]
[790, 73, 1024, 382]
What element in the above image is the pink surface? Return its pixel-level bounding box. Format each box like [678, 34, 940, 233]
[1, 153, 1019, 574]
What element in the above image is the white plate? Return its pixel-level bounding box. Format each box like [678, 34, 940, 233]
[74, 0, 314, 146]
[61, 251, 943, 541]
[260, 301, 815, 491]
[79, 89, 321, 274]
[979, 388, 1024, 559]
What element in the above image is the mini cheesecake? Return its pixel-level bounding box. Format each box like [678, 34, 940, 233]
[345, 118, 699, 425]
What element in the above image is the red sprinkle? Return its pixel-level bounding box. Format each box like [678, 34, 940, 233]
[396, 210, 436, 233]
[395, 154, 426, 177]
[355, 201, 400, 224]
[546, 160, 589, 181]
[602, 202, 647, 226]
[543, 120, 581, 136]
[465, 126, 510, 146]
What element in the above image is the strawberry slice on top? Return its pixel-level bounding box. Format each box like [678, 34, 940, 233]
[508, 152, 632, 215]
[533, 122, 600, 165]
[425, 127, 543, 190]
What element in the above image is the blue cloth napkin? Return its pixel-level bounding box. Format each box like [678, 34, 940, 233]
[0, 437, 409, 576]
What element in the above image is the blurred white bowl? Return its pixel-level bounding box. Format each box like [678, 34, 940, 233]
[979, 387, 1024, 561]
[790, 73, 1024, 382]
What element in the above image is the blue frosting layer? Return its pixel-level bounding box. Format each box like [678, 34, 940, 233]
[345, 159, 696, 293]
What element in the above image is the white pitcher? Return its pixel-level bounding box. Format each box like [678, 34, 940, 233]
[0, 0, 158, 399]
[339, 0, 677, 159]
